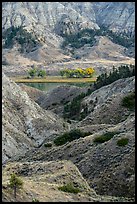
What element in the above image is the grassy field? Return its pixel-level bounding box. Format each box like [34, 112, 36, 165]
[11, 76, 97, 83]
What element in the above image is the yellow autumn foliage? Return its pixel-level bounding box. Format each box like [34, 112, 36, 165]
[85, 67, 95, 75]
[60, 67, 95, 78]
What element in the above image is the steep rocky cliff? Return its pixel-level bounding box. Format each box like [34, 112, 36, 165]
[2, 2, 134, 35]
[93, 2, 135, 34]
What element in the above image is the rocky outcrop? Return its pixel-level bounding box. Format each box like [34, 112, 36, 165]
[79, 76, 135, 126]
[2, 73, 69, 163]
[2, 2, 99, 35]
[93, 2, 135, 34]
[2, 2, 135, 35]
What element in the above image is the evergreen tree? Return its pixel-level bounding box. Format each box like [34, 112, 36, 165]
[9, 173, 23, 199]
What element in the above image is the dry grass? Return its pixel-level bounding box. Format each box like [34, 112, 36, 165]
[10, 76, 97, 83]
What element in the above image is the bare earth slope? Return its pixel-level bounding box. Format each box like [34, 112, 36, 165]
[2, 2, 135, 202]
[78, 76, 135, 126]
[20, 113, 135, 199]
[12, 76, 135, 200]
[36, 85, 87, 116]
[2, 160, 133, 202]
[74, 36, 134, 61]
[2, 74, 135, 201]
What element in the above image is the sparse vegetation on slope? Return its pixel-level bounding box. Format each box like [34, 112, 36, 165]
[99, 26, 135, 48]
[2, 26, 40, 53]
[58, 183, 81, 194]
[63, 92, 86, 120]
[117, 138, 129, 147]
[61, 28, 96, 49]
[61, 27, 135, 51]
[44, 142, 52, 147]
[32, 198, 40, 202]
[93, 132, 119, 144]
[63, 64, 135, 121]
[121, 92, 135, 110]
[54, 129, 91, 146]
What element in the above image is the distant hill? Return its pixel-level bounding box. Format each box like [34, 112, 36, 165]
[2, 2, 135, 74]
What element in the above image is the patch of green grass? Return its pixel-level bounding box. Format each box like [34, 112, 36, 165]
[58, 183, 81, 194]
[122, 92, 135, 110]
[93, 132, 119, 144]
[117, 138, 129, 146]
[54, 129, 91, 146]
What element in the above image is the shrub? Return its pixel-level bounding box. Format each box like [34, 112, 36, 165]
[44, 142, 52, 147]
[58, 183, 81, 194]
[54, 129, 91, 146]
[122, 92, 135, 110]
[93, 132, 119, 144]
[28, 67, 46, 78]
[32, 198, 39, 202]
[117, 138, 129, 146]
[28, 68, 37, 78]
[37, 70, 46, 78]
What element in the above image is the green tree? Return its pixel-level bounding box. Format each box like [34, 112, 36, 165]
[37, 70, 46, 78]
[28, 68, 37, 78]
[60, 70, 65, 78]
[9, 173, 23, 199]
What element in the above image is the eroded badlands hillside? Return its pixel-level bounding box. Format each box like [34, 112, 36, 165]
[2, 2, 135, 202]
[2, 73, 135, 202]
[2, 73, 69, 163]
[17, 76, 135, 199]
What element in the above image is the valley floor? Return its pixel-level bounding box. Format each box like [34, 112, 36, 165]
[10, 75, 97, 83]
